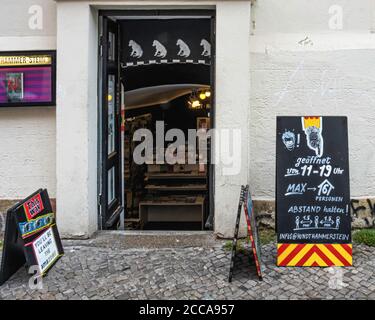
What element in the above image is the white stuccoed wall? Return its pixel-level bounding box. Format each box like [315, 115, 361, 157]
[1, 0, 375, 237]
[214, 1, 251, 237]
[249, 0, 375, 205]
[56, 2, 98, 237]
[0, 108, 56, 199]
[0, 0, 57, 199]
[55, 0, 251, 237]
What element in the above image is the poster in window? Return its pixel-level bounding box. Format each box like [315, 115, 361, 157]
[5, 72, 23, 102]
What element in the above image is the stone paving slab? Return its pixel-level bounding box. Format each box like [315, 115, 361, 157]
[0, 233, 374, 300]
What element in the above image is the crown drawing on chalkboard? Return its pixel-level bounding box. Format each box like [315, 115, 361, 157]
[301, 116, 324, 157]
[302, 116, 321, 129]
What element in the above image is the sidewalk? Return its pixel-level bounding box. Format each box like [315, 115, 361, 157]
[0, 232, 374, 300]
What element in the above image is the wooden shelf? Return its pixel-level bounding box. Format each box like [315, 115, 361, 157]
[139, 196, 205, 206]
[124, 218, 141, 222]
[145, 184, 207, 191]
[145, 173, 206, 180]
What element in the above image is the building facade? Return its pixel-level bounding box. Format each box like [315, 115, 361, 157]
[0, 0, 375, 238]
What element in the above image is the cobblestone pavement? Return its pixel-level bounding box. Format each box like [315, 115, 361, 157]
[0, 232, 374, 300]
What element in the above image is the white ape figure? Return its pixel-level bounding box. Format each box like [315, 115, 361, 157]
[176, 39, 191, 58]
[152, 40, 167, 58]
[200, 39, 211, 57]
[128, 40, 143, 58]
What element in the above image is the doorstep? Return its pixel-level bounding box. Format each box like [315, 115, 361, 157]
[62, 230, 221, 250]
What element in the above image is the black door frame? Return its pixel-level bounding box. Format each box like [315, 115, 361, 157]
[98, 15, 123, 230]
[98, 8, 216, 230]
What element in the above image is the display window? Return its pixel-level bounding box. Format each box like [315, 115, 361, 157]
[0, 51, 56, 107]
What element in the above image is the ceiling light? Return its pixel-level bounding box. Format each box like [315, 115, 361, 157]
[191, 100, 201, 108]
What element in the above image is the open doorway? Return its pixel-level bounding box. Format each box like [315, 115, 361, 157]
[98, 10, 215, 231]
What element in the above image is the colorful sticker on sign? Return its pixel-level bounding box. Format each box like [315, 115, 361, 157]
[18, 213, 54, 239]
[23, 193, 44, 221]
[31, 227, 59, 274]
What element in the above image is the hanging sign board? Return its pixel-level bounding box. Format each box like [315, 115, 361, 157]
[0, 189, 64, 285]
[276, 116, 352, 266]
[121, 19, 211, 67]
[0, 50, 56, 107]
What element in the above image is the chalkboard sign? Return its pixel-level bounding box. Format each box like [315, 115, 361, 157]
[276, 116, 352, 267]
[0, 189, 64, 285]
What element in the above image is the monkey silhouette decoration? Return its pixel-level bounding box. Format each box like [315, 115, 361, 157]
[121, 20, 211, 66]
[176, 39, 191, 58]
[200, 39, 211, 57]
[129, 40, 143, 59]
[152, 40, 167, 58]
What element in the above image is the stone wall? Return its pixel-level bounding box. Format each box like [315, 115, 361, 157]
[0, 201, 16, 241]
[350, 198, 375, 229]
[0, 0, 57, 200]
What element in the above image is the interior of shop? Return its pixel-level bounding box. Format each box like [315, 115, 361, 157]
[118, 16, 213, 231]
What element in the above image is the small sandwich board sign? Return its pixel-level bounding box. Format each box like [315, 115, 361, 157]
[243, 187, 263, 279]
[0, 189, 64, 285]
[228, 185, 263, 282]
[276, 116, 352, 267]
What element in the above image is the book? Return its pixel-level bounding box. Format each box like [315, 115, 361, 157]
[6, 72, 23, 102]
